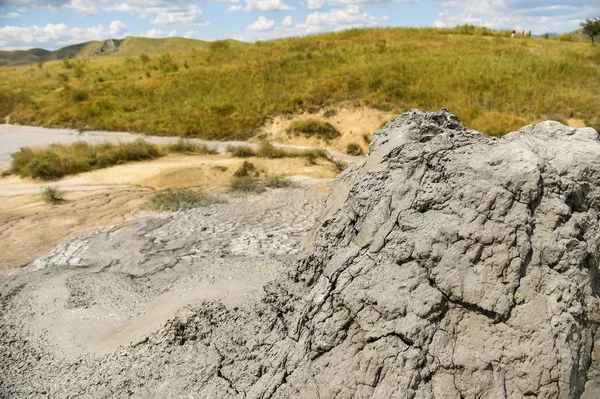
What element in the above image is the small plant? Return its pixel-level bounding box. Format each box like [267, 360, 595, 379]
[57, 73, 69, 83]
[139, 53, 150, 63]
[62, 60, 72, 69]
[227, 145, 256, 158]
[146, 188, 224, 211]
[323, 109, 337, 118]
[96, 76, 105, 83]
[346, 143, 363, 156]
[234, 160, 259, 177]
[288, 119, 341, 141]
[362, 133, 371, 144]
[40, 186, 64, 204]
[212, 165, 228, 172]
[72, 90, 89, 102]
[229, 176, 265, 193]
[331, 159, 348, 172]
[169, 139, 217, 154]
[263, 175, 294, 188]
[158, 54, 178, 74]
[256, 141, 287, 158]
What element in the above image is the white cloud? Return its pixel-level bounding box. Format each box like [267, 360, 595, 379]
[145, 28, 165, 38]
[282, 15, 293, 26]
[247, 16, 275, 31]
[302, 0, 326, 10]
[235, 4, 383, 41]
[303, 5, 380, 32]
[169, 29, 177, 36]
[226, 4, 243, 12]
[244, 0, 294, 12]
[184, 30, 195, 38]
[69, 0, 98, 16]
[148, 4, 207, 25]
[434, 0, 600, 34]
[0, 21, 128, 49]
[0, 12, 21, 19]
[110, 20, 126, 36]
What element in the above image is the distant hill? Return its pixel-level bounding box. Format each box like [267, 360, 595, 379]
[0, 36, 243, 66]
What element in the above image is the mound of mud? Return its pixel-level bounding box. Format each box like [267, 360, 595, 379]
[2, 109, 600, 398]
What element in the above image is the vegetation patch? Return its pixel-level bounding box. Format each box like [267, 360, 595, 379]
[234, 161, 260, 178]
[146, 188, 224, 211]
[263, 175, 295, 188]
[10, 140, 161, 180]
[229, 176, 266, 193]
[346, 143, 364, 156]
[40, 186, 65, 204]
[169, 139, 217, 155]
[227, 145, 256, 158]
[288, 119, 341, 141]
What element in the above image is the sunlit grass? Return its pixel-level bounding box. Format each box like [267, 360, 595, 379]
[1, 26, 599, 138]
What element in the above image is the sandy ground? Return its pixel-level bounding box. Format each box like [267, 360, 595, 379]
[257, 103, 396, 154]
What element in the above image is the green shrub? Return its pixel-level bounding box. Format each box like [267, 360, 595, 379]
[40, 186, 64, 204]
[362, 133, 371, 144]
[288, 119, 341, 141]
[146, 188, 224, 211]
[263, 175, 294, 188]
[139, 53, 150, 63]
[229, 176, 265, 193]
[212, 165, 228, 172]
[323, 109, 337, 117]
[346, 143, 363, 156]
[169, 139, 217, 154]
[227, 145, 256, 158]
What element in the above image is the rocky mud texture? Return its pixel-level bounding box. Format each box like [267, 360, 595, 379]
[2, 109, 600, 398]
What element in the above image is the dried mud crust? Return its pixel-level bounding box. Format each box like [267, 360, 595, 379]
[3, 110, 600, 398]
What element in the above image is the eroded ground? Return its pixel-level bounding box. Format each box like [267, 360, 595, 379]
[0, 152, 339, 273]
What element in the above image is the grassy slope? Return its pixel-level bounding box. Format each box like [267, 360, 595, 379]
[0, 36, 214, 66]
[1, 27, 599, 139]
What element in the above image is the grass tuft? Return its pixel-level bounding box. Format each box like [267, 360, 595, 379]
[169, 139, 217, 154]
[40, 186, 65, 204]
[146, 188, 224, 211]
[263, 175, 295, 188]
[346, 143, 364, 155]
[229, 176, 266, 193]
[234, 160, 259, 177]
[227, 145, 256, 158]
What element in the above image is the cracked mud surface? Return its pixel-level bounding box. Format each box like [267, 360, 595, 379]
[2, 110, 600, 398]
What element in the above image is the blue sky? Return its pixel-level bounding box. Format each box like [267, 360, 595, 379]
[0, 0, 598, 50]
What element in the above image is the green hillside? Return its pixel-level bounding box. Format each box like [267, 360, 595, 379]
[0, 36, 225, 66]
[1, 26, 599, 139]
